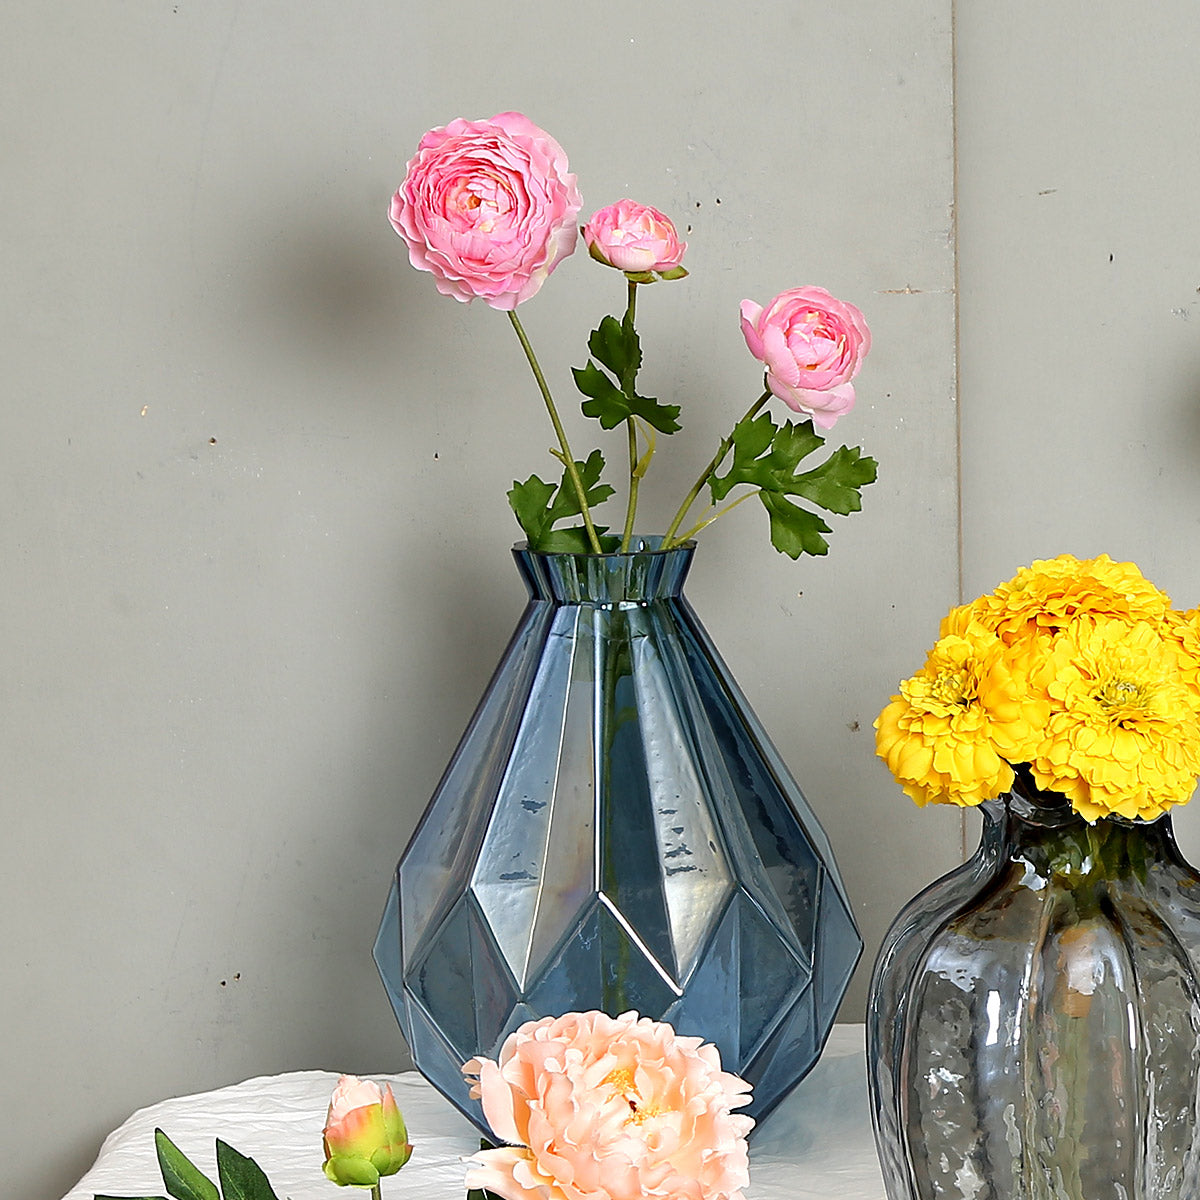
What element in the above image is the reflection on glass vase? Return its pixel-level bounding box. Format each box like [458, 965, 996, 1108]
[374, 539, 861, 1135]
[868, 771, 1200, 1200]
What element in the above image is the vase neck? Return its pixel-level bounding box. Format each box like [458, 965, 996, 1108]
[983, 779, 1174, 884]
[513, 538, 695, 605]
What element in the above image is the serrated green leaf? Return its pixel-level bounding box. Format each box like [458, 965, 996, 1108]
[769, 418, 824, 466]
[153, 1131, 219, 1200]
[508, 474, 558, 543]
[760, 491, 833, 558]
[215, 1139, 279, 1200]
[572, 359, 625, 403]
[534, 526, 616, 553]
[626, 391, 681, 435]
[575, 366, 634, 429]
[546, 450, 614, 526]
[785, 445, 878, 514]
[509, 452, 615, 551]
[588, 314, 641, 384]
[708, 412, 786, 502]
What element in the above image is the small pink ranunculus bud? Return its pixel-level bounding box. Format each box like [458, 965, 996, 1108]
[390, 112, 582, 311]
[740, 286, 871, 430]
[322, 1075, 413, 1187]
[582, 199, 688, 281]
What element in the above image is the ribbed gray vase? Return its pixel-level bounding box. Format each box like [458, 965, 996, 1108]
[375, 539, 862, 1136]
[868, 774, 1200, 1200]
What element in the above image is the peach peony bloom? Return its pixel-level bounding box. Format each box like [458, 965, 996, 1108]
[390, 112, 581, 311]
[322, 1075, 412, 1187]
[582, 200, 688, 280]
[740, 286, 870, 429]
[463, 1010, 753, 1200]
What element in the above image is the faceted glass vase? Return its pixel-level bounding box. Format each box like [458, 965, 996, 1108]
[867, 773, 1200, 1200]
[375, 539, 862, 1135]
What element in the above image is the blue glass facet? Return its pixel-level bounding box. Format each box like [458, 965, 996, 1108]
[374, 540, 862, 1135]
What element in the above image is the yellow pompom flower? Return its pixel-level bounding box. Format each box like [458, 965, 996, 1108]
[875, 627, 1050, 808]
[980, 554, 1171, 646]
[1030, 617, 1200, 822]
[1162, 607, 1200, 715]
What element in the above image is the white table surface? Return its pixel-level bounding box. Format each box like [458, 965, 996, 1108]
[63, 1025, 885, 1200]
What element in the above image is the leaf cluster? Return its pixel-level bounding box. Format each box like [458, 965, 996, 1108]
[508, 449, 617, 553]
[96, 1129, 280, 1200]
[571, 315, 680, 435]
[507, 313, 684, 551]
[709, 412, 878, 558]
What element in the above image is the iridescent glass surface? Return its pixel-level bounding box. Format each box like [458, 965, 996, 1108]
[375, 540, 862, 1135]
[868, 774, 1200, 1200]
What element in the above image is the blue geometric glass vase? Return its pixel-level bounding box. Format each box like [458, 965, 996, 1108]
[374, 539, 861, 1135]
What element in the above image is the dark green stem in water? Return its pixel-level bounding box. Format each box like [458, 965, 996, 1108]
[507, 310, 603, 554]
[662, 388, 772, 547]
[620, 279, 640, 553]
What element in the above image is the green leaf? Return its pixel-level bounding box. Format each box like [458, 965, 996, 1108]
[546, 449, 615, 526]
[709, 414, 876, 540]
[508, 452, 615, 551]
[535, 526, 594, 553]
[708, 412, 789, 502]
[95, 1194, 169, 1199]
[786, 445, 878, 515]
[573, 361, 632, 430]
[154, 1131, 219, 1200]
[215, 1139, 279, 1200]
[626, 391, 681, 435]
[507, 473, 558, 543]
[588, 314, 641, 384]
[574, 322, 681, 435]
[760, 491, 834, 558]
[769, 418, 824, 468]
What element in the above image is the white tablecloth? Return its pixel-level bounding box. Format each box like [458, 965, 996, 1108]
[63, 1025, 885, 1200]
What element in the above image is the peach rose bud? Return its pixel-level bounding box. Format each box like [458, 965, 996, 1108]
[322, 1075, 413, 1187]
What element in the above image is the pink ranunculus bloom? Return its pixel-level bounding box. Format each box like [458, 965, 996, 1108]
[322, 1075, 413, 1187]
[390, 112, 582, 311]
[740, 286, 871, 430]
[582, 200, 688, 279]
[463, 1010, 753, 1200]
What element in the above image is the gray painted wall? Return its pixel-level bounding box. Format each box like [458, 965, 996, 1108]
[6, 4, 1197, 1199]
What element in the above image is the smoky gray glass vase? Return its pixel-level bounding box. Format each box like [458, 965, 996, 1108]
[868, 772, 1200, 1200]
[374, 538, 861, 1135]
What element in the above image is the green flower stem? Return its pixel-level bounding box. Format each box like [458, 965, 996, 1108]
[620, 279, 640, 553]
[371, 1183, 382, 1200]
[507, 310, 603, 554]
[662, 388, 772, 547]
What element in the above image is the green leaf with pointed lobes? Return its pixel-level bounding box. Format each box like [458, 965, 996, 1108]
[760, 492, 834, 558]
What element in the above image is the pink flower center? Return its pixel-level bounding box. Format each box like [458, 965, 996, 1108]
[446, 173, 514, 233]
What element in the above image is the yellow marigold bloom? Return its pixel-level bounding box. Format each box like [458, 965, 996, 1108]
[875, 629, 1049, 808]
[1162, 608, 1200, 715]
[1030, 617, 1200, 822]
[980, 554, 1171, 647]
